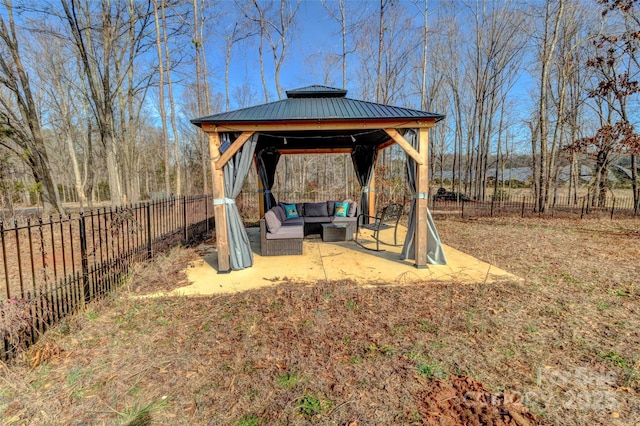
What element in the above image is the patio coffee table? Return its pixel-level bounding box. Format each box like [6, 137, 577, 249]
[321, 223, 348, 242]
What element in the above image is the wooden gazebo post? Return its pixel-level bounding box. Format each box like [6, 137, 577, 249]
[208, 131, 230, 272]
[368, 168, 377, 219]
[383, 125, 432, 269]
[414, 128, 429, 268]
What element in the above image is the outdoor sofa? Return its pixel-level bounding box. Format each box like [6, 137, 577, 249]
[260, 200, 358, 256]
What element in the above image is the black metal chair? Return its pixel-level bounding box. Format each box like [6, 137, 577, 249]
[355, 202, 404, 251]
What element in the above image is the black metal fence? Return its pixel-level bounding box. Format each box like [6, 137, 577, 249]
[0, 195, 214, 360]
[431, 193, 639, 220]
[244, 188, 639, 221]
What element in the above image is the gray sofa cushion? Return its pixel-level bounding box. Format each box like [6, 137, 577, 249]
[264, 210, 281, 233]
[273, 205, 286, 222]
[265, 224, 304, 240]
[304, 202, 328, 217]
[282, 217, 304, 226]
[326, 200, 336, 216]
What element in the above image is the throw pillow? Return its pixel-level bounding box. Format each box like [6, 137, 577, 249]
[304, 202, 328, 217]
[334, 201, 349, 217]
[284, 203, 299, 219]
[279, 202, 304, 216]
[264, 210, 281, 233]
[273, 205, 286, 222]
[326, 200, 336, 216]
[345, 200, 357, 217]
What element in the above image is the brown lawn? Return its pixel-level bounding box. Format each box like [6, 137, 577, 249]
[0, 217, 638, 425]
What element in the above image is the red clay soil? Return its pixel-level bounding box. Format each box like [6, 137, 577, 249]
[419, 376, 539, 426]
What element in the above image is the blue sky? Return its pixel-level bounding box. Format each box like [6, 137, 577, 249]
[216, 0, 534, 110]
[220, 1, 348, 101]
[219, 0, 420, 104]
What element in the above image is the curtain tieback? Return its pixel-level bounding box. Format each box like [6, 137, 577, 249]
[361, 186, 375, 193]
[257, 189, 272, 194]
[213, 198, 236, 205]
[414, 192, 428, 199]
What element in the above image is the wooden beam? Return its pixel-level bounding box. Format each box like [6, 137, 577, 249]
[209, 132, 230, 272]
[414, 128, 429, 269]
[200, 119, 437, 133]
[368, 168, 376, 219]
[376, 138, 395, 152]
[256, 161, 266, 218]
[214, 131, 254, 170]
[278, 148, 353, 155]
[383, 128, 423, 165]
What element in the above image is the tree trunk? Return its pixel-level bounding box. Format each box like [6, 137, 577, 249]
[153, 0, 171, 196]
[536, 0, 564, 212]
[161, 1, 181, 196]
[632, 154, 638, 214]
[420, 0, 428, 110]
[65, 131, 87, 208]
[376, 0, 385, 102]
[0, 4, 63, 213]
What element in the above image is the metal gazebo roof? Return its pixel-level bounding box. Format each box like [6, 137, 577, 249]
[190, 85, 445, 126]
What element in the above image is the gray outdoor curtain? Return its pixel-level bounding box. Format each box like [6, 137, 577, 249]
[219, 132, 259, 270]
[351, 144, 378, 223]
[400, 129, 447, 265]
[255, 146, 281, 211]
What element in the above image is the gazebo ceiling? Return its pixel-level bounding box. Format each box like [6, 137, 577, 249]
[191, 85, 444, 152]
[255, 129, 391, 151]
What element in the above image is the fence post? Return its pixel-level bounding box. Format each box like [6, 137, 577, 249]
[146, 202, 152, 259]
[610, 198, 615, 220]
[79, 213, 90, 303]
[461, 199, 465, 218]
[183, 195, 188, 242]
[490, 195, 495, 217]
[205, 195, 210, 234]
[521, 196, 525, 218]
[14, 219, 24, 298]
[581, 197, 585, 219]
[1, 220, 10, 299]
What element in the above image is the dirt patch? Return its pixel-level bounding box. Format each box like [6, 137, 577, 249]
[420, 376, 539, 426]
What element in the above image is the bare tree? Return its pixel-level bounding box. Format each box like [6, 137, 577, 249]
[60, 0, 153, 205]
[244, 0, 300, 100]
[463, 0, 527, 199]
[191, 0, 210, 194]
[591, 0, 640, 212]
[161, 0, 181, 195]
[35, 30, 89, 208]
[566, 0, 640, 208]
[322, 0, 348, 87]
[153, 0, 171, 196]
[223, 20, 255, 110]
[531, 0, 565, 212]
[233, 83, 259, 108]
[0, 1, 63, 213]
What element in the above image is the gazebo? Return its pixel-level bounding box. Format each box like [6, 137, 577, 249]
[191, 85, 446, 273]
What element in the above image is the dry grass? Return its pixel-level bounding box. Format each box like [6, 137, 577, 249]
[125, 246, 200, 295]
[0, 217, 638, 425]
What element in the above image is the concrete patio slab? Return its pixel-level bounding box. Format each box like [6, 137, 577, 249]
[168, 225, 518, 296]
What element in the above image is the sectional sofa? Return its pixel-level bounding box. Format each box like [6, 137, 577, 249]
[260, 200, 358, 256]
